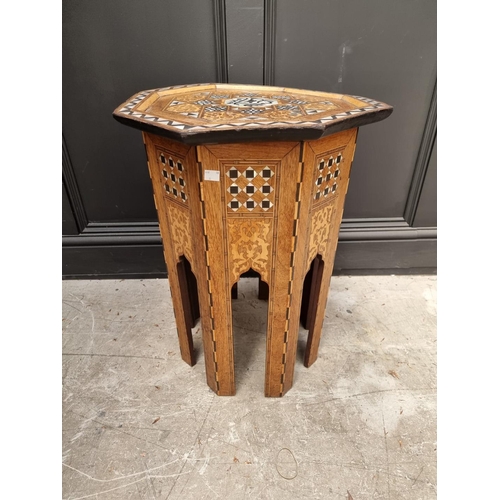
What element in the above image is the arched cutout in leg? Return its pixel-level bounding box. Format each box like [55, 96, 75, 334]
[176, 255, 200, 365]
[301, 254, 325, 367]
[231, 269, 269, 391]
[300, 262, 313, 330]
[258, 276, 269, 300]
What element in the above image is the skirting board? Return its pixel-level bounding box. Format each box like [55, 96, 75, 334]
[62, 238, 436, 279]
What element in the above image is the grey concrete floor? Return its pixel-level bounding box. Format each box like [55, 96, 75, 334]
[62, 275, 436, 500]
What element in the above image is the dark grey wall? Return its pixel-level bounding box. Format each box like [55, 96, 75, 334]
[62, 183, 78, 235]
[413, 136, 437, 228]
[63, 0, 219, 223]
[63, 0, 436, 278]
[273, 0, 436, 220]
[226, 0, 264, 84]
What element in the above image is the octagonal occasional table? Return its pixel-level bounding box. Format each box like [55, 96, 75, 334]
[113, 83, 392, 397]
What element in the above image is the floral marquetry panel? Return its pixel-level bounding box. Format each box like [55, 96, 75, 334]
[166, 203, 194, 264]
[307, 204, 337, 267]
[226, 219, 273, 284]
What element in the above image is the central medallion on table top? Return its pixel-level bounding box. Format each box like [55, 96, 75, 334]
[155, 91, 345, 123]
[224, 97, 279, 108]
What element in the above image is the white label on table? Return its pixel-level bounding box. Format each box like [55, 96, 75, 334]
[204, 170, 220, 181]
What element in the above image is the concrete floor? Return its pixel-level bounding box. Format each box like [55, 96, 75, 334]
[62, 275, 436, 500]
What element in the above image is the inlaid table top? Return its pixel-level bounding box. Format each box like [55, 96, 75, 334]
[113, 83, 393, 144]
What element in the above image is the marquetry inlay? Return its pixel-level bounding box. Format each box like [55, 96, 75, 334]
[314, 151, 343, 203]
[307, 205, 337, 267]
[167, 203, 194, 264]
[225, 164, 275, 213]
[279, 161, 305, 396]
[157, 149, 188, 203]
[227, 219, 273, 284]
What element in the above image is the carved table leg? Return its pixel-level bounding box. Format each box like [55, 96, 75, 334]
[263, 144, 310, 397]
[184, 257, 200, 327]
[300, 255, 324, 331]
[301, 129, 358, 368]
[142, 133, 199, 367]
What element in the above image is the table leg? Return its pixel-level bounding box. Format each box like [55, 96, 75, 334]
[303, 252, 333, 368]
[195, 147, 237, 396]
[301, 129, 358, 367]
[176, 256, 199, 328]
[300, 255, 324, 330]
[263, 146, 310, 398]
[185, 257, 201, 327]
[142, 133, 201, 367]
[166, 255, 196, 366]
[265, 255, 306, 397]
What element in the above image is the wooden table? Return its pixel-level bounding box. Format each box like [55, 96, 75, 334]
[113, 83, 392, 397]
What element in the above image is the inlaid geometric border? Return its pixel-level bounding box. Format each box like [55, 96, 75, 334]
[279, 161, 304, 396]
[115, 84, 390, 133]
[197, 162, 220, 394]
